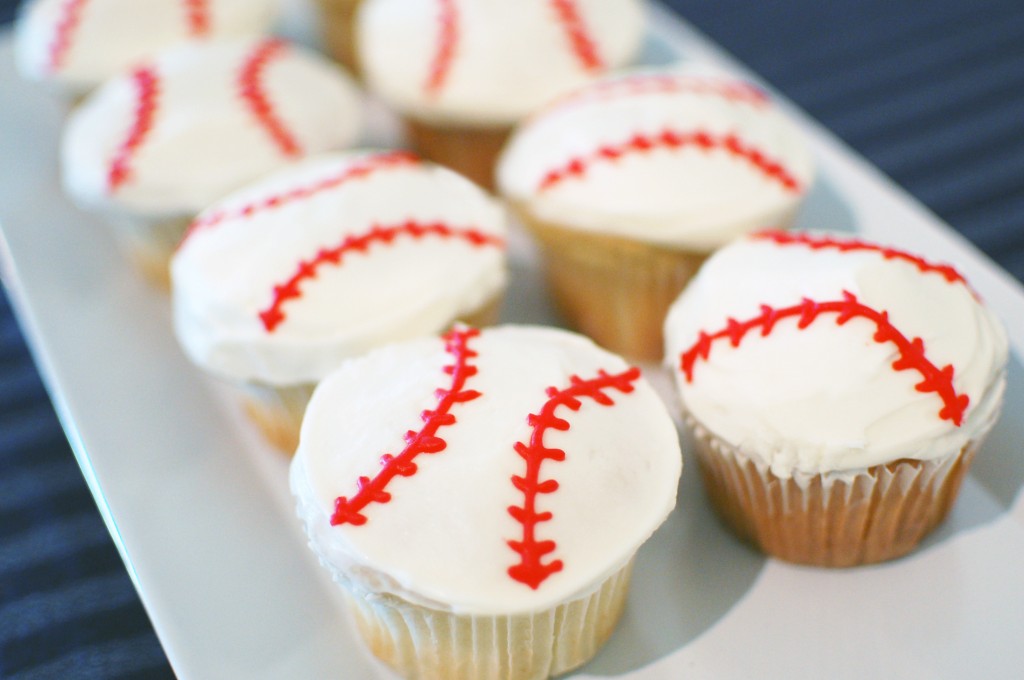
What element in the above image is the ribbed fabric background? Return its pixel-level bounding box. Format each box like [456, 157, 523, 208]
[0, 0, 1021, 677]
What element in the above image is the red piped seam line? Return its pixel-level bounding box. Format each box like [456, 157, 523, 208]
[183, 0, 211, 36]
[752, 229, 975, 294]
[536, 129, 802, 193]
[548, 0, 604, 72]
[259, 221, 505, 332]
[535, 74, 768, 120]
[331, 327, 483, 526]
[424, 0, 458, 95]
[179, 151, 419, 245]
[107, 67, 161, 193]
[238, 39, 302, 158]
[507, 367, 642, 590]
[678, 291, 969, 426]
[46, 0, 90, 73]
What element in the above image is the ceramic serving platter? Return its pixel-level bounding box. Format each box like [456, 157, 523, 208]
[1, 2, 1022, 678]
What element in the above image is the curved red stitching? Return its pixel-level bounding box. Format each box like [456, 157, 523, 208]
[753, 229, 972, 290]
[183, 0, 211, 36]
[259, 221, 505, 332]
[47, 0, 90, 73]
[107, 67, 161, 193]
[506, 367, 641, 589]
[548, 0, 604, 72]
[238, 39, 302, 158]
[180, 151, 419, 244]
[424, 0, 458, 95]
[535, 73, 768, 120]
[331, 327, 483, 526]
[678, 291, 969, 426]
[536, 129, 802, 193]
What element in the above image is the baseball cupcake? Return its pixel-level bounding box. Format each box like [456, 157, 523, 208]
[14, 0, 280, 99]
[497, 65, 814, 360]
[62, 37, 362, 287]
[291, 324, 682, 679]
[173, 150, 508, 453]
[356, 0, 645, 188]
[664, 230, 1008, 567]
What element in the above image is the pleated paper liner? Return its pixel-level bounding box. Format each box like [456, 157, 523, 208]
[108, 213, 192, 290]
[343, 559, 633, 680]
[240, 293, 504, 455]
[315, 0, 365, 76]
[688, 414, 984, 567]
[405, 119, 511, 191]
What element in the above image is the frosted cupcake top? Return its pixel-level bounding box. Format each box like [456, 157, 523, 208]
[291, 325, 681, 614]
[172, 151, 507, 386]
[497, 65, 814, 250]
[62, 38, 362, 218]
[356, 0, 644, 126]
[15, 0, 280, 94]
[664, 230, 1008, 479]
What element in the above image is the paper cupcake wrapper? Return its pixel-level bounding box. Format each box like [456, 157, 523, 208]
[689, 416, 984, 567]
[107, 213, 191, 290]
[341, 559, 633, 680]
[512, 207, 714, 361]
[315, 0, 364, 75]
[238, 293, 504, 455]
[404, 119, 511, 191]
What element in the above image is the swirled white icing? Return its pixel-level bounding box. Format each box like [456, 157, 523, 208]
[356, 0, 645, 126]
[663, 231, 1008, 479]
[61, 38, 362, 218]
[497, 64, 814, 250]
[290, 325, 682, 614]
[15, 0, 280, 93]
[172, 151, 508, 386]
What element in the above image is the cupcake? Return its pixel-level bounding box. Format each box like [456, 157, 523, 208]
[663, 229, 1008, 567]
[356, 0, 644, 188]
[14, 0, 280, 100]
[497, 65, 814, 361]
[315, 0, 363, 74]
[172, 150, 508, 453]
[291, 324, 682, 679]
[61, 37, 362, 287]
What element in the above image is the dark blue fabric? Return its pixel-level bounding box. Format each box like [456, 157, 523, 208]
[1, 0, 1022, 677]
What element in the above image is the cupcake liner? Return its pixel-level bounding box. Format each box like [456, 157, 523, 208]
[315, 0, 364, 75]
[341, 558, 633, 680]
[239, 293, 504, 455]
[405, 119, 511, 190]
[512, 206, 711, 361]
[107, 213, 192, 290]
[688, 415, 985, 567]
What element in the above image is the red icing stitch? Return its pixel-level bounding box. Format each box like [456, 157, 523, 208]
[678, 291, 969, 426]
[536, 129, 802, 193]
[259, 221, 505, 332]
[46, 0, 89, 73]
[534, 73, 768, 121]
[548, 0, 604, 72]
[238, 39, 302, 158]
[184, 0, 211, 36]
[507, 367, 642, 590]
[753, 229, 973, 290]
[107, 66, 161, 193]
[181, 151, 419, 244]
[424, 0, 458, 95]
[331, 327, 483, 526]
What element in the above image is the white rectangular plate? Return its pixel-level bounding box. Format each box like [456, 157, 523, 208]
[2, 3, 1023, 678]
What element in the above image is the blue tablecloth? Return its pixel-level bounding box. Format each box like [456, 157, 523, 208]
[1, 0, 1022, 677]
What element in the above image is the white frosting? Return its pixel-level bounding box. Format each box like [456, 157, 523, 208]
[663, 232, 1008, 479]
[61, 38, 362, 217]
[497, 64, 814, 250]
[291, 325, 682, 614]
[172, 151, 508, 386]
[15, 0, 280, 93]
[356, 0, 644, 126]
